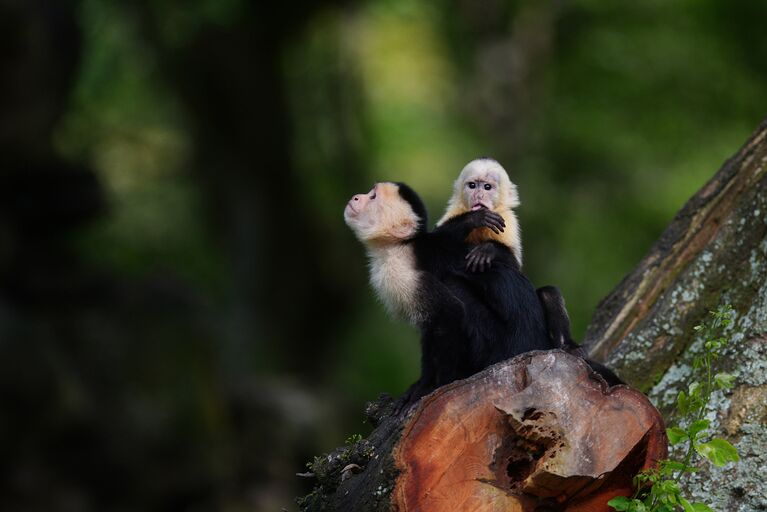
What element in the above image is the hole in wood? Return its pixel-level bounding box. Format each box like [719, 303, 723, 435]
[522, 407, 543, 421]
[506, 438, 544, 484]
[490, 408, 563, 494]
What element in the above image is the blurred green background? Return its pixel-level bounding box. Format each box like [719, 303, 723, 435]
[0, 0, 765, 510]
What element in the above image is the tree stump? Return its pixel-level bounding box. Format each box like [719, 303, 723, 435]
[300, 351, 666, 511]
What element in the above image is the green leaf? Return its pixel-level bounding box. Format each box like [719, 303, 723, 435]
[677, 391, 689, 415]
[695, 438, 740, 466]
[661, 460, 686, 472]
[656, 478, 680, 496]
[688, 382, 702, 397]
[689, 419, 710, 439]
[691, 503, 714, 512]
[608, 496, 632, 511]
[609, 497, 647, 512]
[714, 372, 736, 389]
[680, 498, 695, 512]
[666, 427, 689, 446]
[633, 470, 653, 488]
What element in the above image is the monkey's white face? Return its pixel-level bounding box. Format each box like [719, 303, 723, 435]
[450, 158, 519, 213]
[461, 168, 501, 211]
[344, 182, 419, 243]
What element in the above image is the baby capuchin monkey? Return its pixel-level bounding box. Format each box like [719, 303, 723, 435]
[437, 160, 626, 386]
[437, 157, 522, 272]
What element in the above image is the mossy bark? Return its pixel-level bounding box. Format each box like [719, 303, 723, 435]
[585, 119, 767, 510]
[297, 395, 403, 512]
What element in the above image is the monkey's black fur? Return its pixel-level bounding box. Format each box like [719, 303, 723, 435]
[537, 286, 624, 387]
[392, 184, 622, 408]
[393, 183, 553, 406]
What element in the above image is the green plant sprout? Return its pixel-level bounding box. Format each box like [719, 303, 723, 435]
[608, 305, 740, 512]
[345, 433, 363, 445]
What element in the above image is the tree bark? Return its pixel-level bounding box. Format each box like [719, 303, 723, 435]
[583, 119, 767, 509]
[300, 120, 767, 511]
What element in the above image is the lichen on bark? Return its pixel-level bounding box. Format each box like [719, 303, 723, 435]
[585, 119, 767, 511]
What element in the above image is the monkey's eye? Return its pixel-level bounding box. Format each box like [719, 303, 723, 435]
[467, 182, 476, 189]
[484, 184, 492, 191]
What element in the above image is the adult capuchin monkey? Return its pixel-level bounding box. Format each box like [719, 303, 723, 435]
[344, 182, 554, 410]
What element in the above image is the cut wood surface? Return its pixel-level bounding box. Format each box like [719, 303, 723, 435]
[393, 351, 665, 512]
[300, 350, 667, 511]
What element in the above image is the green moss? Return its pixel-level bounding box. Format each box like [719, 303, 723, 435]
[298, 437, 379, 511]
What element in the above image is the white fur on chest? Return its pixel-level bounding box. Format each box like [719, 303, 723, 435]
[367, 244, 423, 325]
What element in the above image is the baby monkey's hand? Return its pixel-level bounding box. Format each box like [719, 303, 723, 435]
[469, 209, 505, 234]
[466, 242, 500, 272]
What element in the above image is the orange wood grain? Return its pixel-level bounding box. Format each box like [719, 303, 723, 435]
[392, 351, 667, 512]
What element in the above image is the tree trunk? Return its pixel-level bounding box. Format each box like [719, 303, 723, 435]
[583, 119, 767, 509]
[300, 119, 767, 511]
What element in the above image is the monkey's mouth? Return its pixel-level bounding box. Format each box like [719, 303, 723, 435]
[345, 201, 359, 215]
[471, 203, 489, 211]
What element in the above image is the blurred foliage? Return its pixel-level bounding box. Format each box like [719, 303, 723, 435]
[1, 0, 766, 510]
[56, 0, 222, 292]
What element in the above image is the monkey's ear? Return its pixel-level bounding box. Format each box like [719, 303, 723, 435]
[389, 220, 418, 240]
[506, 182, 521, 208]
